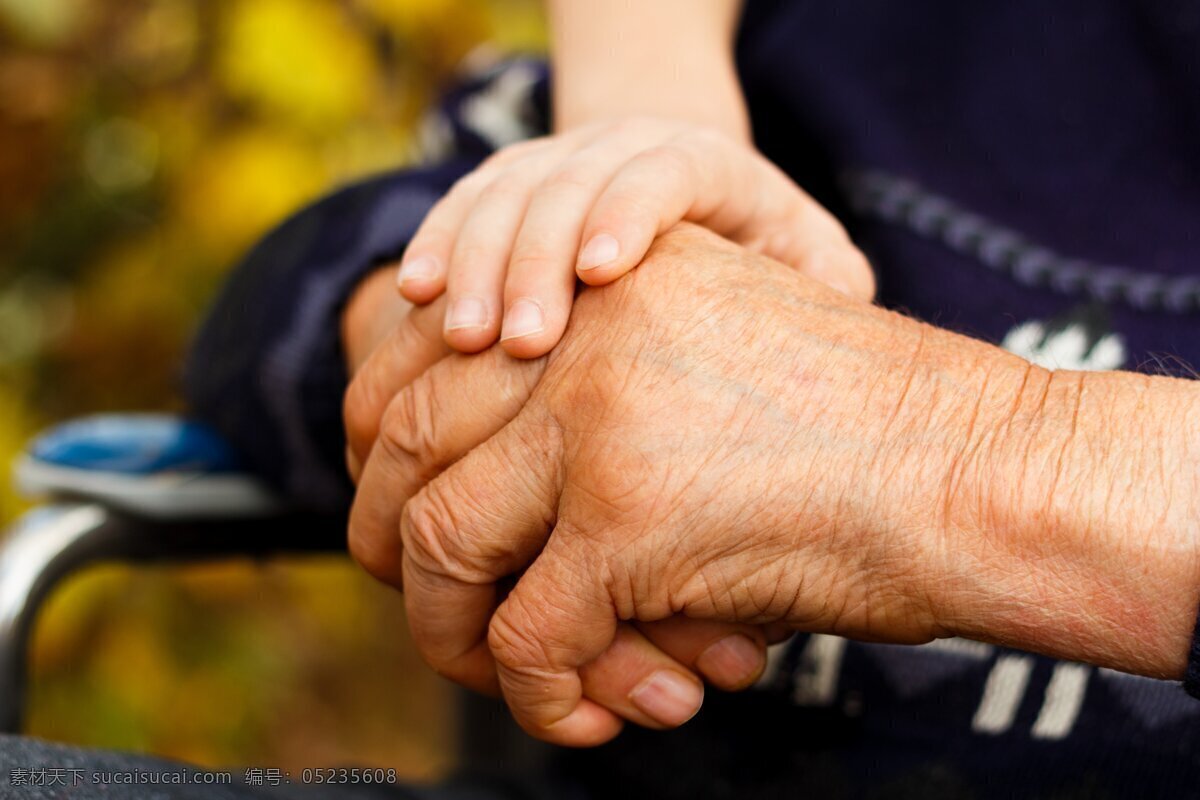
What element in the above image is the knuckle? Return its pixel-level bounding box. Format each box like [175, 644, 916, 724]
[485, 136, 545, 168]
[400, 484, 476, 582]
[410, 218, 453, 253]
[478, 149, 516, 175]
[487, 597, 548, 673]
[377, 381, 440, 471]
[399, 493, 450, 573]
[594, 185, 655, 225]
[643, 143, 695, 183]
[445, 169, 489, 203]
[509, 235, 559, 274]
[541, 161, 596, 195]
[606, 116, 644, 137]
[475, 172, 527, 208]
[449, 236, 498, 272]
[343, 321, 439, 457]
[393, 309, 439, 355]
[678, 126, 728, 154]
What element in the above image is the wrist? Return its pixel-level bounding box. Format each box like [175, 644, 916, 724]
[547, 1, 749, 140]
[550, 47, 748, 141]
[554, 88, 744, 143]
[553, 75, 749, 142]
[936, 362, 1200, 678]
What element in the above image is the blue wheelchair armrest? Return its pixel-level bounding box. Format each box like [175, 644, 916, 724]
[14, 414, 282, 520]
[2, 415, 538, 772]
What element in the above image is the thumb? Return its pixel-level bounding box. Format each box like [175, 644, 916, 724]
[347, 345, 543, 588]
[784, 243, 876, 302]
[574, 130, 875, 301]
[487, 528, 625, 747]
[739, 165, 876, 301]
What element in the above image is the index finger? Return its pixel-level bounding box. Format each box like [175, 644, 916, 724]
[346, 347, 545, 589]
[343, 295, 450, 477]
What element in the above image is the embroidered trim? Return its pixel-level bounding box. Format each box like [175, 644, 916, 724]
[842, 170, 1200, 314]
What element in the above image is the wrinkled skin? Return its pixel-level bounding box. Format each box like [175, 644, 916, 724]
[348, 224, 1200, 747]
[341, 250, 797, 736]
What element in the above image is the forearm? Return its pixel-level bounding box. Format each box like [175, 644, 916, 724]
[547, 0, 749, 139]
[799, 293, 1200, 679]
[939, 361, 1200, 679]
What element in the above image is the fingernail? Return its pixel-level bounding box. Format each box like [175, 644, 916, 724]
[696, 635, 764, 687]
[397, 255, 438, 286]
[445, 296, 488, 330]
[577, 233, 620, 271]
[630, 670, 703, 727]
[501, 298, 545, 341]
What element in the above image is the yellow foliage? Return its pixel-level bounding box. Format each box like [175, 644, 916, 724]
[482, 1, 547, 52]
[361, 0, 466, 32]
[0, 383, 37, 522]
[217, 0, 377, 130]
[0, 0, 91, 45]
[176, 126, 327, 254]
[28, 566, 131, 671]
[322, 126, 417, 183]
[95, 624, 173, 716]
[4, 0, 545, 773]
[115, 0, 200, 83]
[136, 93, 210, 180]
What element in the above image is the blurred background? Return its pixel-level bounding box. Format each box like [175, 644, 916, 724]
[0, 0, 543, 776]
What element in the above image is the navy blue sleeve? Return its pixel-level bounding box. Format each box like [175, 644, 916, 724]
[182, 161, 476, 512]
[183, 58, 549, 512]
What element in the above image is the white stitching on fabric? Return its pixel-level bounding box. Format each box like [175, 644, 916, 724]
[843, 170, 1199, 314]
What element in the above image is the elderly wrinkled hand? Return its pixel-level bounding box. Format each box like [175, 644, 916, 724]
[340, 252, 792, 738]
[349, 224, 1200, 747]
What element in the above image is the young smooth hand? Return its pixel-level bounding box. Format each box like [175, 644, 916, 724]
[393, 117, 875, 358]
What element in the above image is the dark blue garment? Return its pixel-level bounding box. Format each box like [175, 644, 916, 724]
[184, 162, 474, 510]
[184, 59, 548, 511]
[739, 0, 1200, 367]
[183, 4, 1200, 797]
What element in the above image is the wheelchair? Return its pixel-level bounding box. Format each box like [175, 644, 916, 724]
[0, 413, 550, 776]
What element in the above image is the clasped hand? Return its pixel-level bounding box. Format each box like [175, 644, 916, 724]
[343, 225, 1023, 746]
